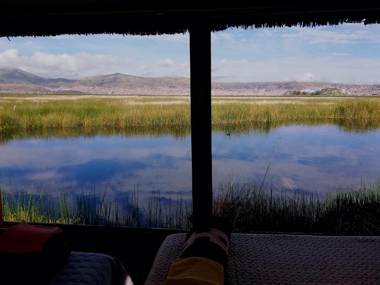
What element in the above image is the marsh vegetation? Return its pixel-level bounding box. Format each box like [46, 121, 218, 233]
[1, 96, 380, 139]
[2, 182, 379, 235]
[214, 183, 380, 235]
[1, 95, 380, 234]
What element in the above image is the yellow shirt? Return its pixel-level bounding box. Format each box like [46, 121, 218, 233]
[164, 257, 224, 285]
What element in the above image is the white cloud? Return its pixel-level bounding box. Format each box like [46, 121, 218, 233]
[0, 49, 19, 63]
[210, 24, 380, 83]
[302, 72, 315, 81]
[2, 24, 380, 83]
[2, 48, 380, 83]
[0, 49, 189, 79]
[0, 49, 118, 78]
[158, 58, 175, 67]
[212, 56, 380, 84]
[275, 24, 380, 45]
[150, 33, 188, 42]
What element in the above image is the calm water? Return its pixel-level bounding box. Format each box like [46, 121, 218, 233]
[1, 125, 380, 200]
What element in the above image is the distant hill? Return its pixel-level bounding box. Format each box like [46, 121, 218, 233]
[72, 73, 190, 95]
[1, 68, 380, 96]
[0, 68, 73, 85]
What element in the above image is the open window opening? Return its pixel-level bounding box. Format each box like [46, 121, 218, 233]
[0, 34, 193, 229]
[211, 24, 380, 235]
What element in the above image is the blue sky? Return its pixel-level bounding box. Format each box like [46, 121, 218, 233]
[1, 23, 380, 83]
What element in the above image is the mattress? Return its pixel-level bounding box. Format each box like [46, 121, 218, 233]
[145, 233, 380, 285]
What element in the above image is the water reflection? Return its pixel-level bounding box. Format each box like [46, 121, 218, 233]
[1, 124, 380, 199]
[1, 117, 380, 145]
[213, 125, 380, 195]
[0, 135, 192, 198]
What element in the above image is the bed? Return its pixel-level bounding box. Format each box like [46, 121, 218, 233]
[48, 252, 129, 285]
[145, 233, 380, 285]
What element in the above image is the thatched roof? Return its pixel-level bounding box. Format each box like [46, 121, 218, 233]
[1, 2, 380, 37]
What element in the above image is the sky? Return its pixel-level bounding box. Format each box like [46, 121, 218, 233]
[1, 23, 380, 83]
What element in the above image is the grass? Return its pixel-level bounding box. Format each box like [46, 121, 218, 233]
[214, 183, 380, 235]
[1, 96, 380, 140]
[0, 189, 192, 229]
[1, 95, 380, 234]
[1, 183, 380, 235]
[213, 99, 380, 133]
[0, 99, 190, 136]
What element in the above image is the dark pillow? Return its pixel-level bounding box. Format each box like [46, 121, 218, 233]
[0, 223, 70, 284]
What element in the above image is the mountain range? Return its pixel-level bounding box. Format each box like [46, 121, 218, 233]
[1, 68, 380, 96]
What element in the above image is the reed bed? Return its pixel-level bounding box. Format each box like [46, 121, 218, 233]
[0, 99, 190, 134]
[1, 184, 379, 234]
[1, 97, 380, 234]
[0, 189, 192, 229]
[1, 98, 380, 137]
[214, 183, 380, 235]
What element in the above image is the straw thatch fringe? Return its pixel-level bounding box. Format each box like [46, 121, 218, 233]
[1, 3, 380, 36]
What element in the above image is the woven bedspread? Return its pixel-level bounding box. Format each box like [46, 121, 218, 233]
[145, 233, 380, 285]
[49, 252, 127, 285]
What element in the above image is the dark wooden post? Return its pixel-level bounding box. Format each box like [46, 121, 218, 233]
[189, 26, 213, 231]
[0, 191, 3, 225]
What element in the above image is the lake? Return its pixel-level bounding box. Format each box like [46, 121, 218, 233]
[1, 124, 380, 201]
